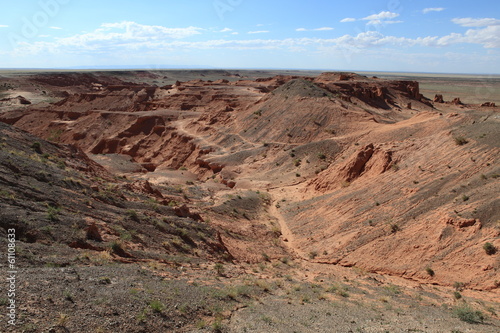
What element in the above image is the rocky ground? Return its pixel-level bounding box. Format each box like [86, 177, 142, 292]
[0, 70, 499, 332]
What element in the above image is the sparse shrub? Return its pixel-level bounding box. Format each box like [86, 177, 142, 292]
[425, 267, 435, 277]
[461, 194, 469, 202]
[483, 242, 496, 255]
[63, 290, 73, 302]
[110, 241, 125, 255]
[126, 209, 140, 221]
[453, 291, 462, 300]
[341, 180, 350, 188]
[261, 253, 270, 261]
[383, 284, 400, 295]
[212, 318, 223, 332]
[48, 129, 63, 142]
[255, 280, 271, 292]
[149, 300, 164, 313]
[327, 284, 349, 297]
[56, 313, 69, 327]
[56, 160, 65, 169]
[31, 141, 42, 153]
[295, 173, 301, 177]
[120, 231, 132, 241]
[390, 224, 400, 233]
[47, 205, 61, 221]
[453, 282, 465, 291]
[454, 305, 485, 324]
[99, 277, 111, 285]
[318, 153, 326, 160]
[214, 263, 225, 276]
[454, 136, 469, 146]
[309, 251, 318, 259]
[136, 309, 147, 323]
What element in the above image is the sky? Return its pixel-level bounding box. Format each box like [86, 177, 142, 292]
[0, 0, 499, 73]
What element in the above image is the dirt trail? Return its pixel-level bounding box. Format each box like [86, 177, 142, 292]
[267, 188, 307, 260]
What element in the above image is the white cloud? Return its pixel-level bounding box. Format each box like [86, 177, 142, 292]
[366, 20, 403, 26]
[248, 30, 269, 34]
[452, 18, 500, 27]
[463, 25, 500, 48]
[101, 21, 203, 39]
[340, 11, 404, 26]
[38, 35, 50, 38]
[231, 32, 239, 35]
[9, 20, 500, 61]
[362, 11, 399, 21]
[296, 27, 334, 32]
[219, 27, 232, 33]
[423, 8, 445, 14]
[0, 25, 9, 28]
[49, 26, 62, 30]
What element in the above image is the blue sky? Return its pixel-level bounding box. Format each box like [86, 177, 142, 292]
[0, 0, 499, 73]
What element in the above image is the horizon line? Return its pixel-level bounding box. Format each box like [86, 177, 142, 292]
[0, 67, 499, 76]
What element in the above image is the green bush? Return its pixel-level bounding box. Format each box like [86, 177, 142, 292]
[47, 205, 61, 221]
[483, 242, 496, 255]
[149, 300, 164, 313]
[454, 305, 484, 324]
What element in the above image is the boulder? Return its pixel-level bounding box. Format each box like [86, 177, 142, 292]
[86, 222, 103, 242]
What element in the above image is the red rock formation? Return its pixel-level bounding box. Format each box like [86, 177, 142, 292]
[481, 102, 496, 107]
[434, 94, 444, 103]
[0, 95, 31, 105]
